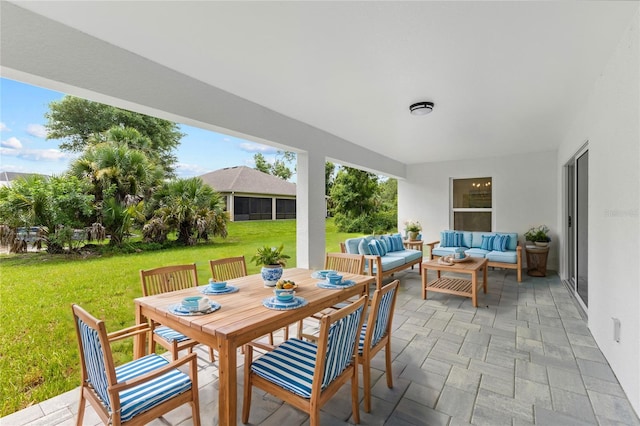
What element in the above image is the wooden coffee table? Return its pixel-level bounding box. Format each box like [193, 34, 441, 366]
[421, 257, 488, 307]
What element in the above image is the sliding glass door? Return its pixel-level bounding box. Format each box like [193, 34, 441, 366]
[565, 146, 588, 311]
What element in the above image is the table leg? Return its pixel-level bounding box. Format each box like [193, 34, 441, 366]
[218, 337, 238, 426]
[483, 263, 488, 293]
[471, 272, 478, 307]
[133, 305, 145, 359]
[421, 267, 427, 299]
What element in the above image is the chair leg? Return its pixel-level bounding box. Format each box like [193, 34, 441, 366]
[76, 391, 86, 426]
[283, 325, 289, 340]
[242, 345, 254, 424]
[310, 404, 321, 426]
[351, 367, 360, 424]
[362, 357, 371, 413]
[209, 346, 215, 362]
[296, 319, 304, 339]
[191, 400, 201, 426]
[385, 343, 393, 388]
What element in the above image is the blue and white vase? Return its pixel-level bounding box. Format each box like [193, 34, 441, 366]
[261, 265, 283, 287]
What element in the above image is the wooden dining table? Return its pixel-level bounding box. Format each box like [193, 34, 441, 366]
[133, 267, 374, 426]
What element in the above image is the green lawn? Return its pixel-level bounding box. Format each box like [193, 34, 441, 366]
[0, 218, 364, 416]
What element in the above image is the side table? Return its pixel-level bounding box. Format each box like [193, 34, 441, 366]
[525, 245, 549, 277]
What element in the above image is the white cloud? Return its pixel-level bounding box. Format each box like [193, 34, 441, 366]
[175, 162, 211, 178]
[26, 124, 47, 138]
[1, 137, 22, 149]
[238, 142, 278, 154]
[0, 122, 9, 132]
[0, 146, 75, 161]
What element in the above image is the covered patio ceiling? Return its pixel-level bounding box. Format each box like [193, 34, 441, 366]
[1, 1, 637, 166]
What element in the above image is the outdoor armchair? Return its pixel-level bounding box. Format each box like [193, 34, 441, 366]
[242, 295, 367, 426]
[71, 304, 200, 426]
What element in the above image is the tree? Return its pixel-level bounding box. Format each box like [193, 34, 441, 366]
[330, 167, 397, 233]
[68, 141, 163, 206]
[253, 151, 295, 181]
[325, 162, 336, 196]
[45, 96, 183, 176]
[147, 178, 228, 246]
[330, 167, 379, 218]
[68, 140, 163, 245]
[0, 175, 94, 252]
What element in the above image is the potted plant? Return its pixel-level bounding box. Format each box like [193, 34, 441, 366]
[251, 244, 291, 286]
[404, 220, 422, 241]
[524, 225, 551, 247]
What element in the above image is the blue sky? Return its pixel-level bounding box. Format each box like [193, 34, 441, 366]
[0, 77, 285, 178]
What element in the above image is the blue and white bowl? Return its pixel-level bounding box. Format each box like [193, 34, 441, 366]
[326, 273, 343, 285]
[209, 281, 227, 291]
[274, 289, 295, 302]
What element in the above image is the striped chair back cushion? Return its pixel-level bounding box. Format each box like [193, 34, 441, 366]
[371, 287, 396, 347]
[321, 304, 364, 389]
[78, 319, 111, 410]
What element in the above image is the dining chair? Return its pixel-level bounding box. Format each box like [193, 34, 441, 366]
[242, 295, 368, 426]
[209, 256, 247, 282]
[297, 252, 365, 340]
[140, 263, 215, 362]
[358, 279, 399, 412]
[71, 304, 201, 426]
[209, 255, 287, 345]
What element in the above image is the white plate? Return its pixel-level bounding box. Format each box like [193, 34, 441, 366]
[199, 285, 239, 295]
[168, 301, 221, 316]
[262, 296, 308, 310]
[316, 279, 356, 289]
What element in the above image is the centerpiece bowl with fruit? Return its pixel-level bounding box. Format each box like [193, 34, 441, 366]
[275, 279, 297, 290]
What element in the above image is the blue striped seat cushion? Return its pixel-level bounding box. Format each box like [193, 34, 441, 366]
[114, 354, 193, 422]
[154, 326, 191, 343]
[251, 338, 318, 398]
[251, 306, 363, 399]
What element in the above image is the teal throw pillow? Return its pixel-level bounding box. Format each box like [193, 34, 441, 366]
[480, 235, 495, 250]
[492, 234, 510, 252]
[358, 239, 370, 255]
[391, 234, 404, 251]
[368, 239, 387, 256]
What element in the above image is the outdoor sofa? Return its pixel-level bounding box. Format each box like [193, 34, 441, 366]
[426, 230, 522, 282]
[341, 234, 423, 289]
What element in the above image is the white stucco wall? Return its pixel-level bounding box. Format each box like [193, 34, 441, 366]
[557, 10, 640, 415]
[399, 150, 559, 270]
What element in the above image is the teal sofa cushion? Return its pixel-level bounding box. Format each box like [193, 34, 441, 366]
[432, 246, 463, 257]
[367, 256, 406, 273]
[385, 249, 422, 263]
[466, 248, 490, 258]
[486, 250, 517, 264]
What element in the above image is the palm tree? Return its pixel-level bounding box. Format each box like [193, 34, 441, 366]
[68, 141, 163, 205]
[68, 138, 163, 245]
[148, 178, 228, 246]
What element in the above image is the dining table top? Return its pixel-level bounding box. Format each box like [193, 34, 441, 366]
[133, 267, 375, 349]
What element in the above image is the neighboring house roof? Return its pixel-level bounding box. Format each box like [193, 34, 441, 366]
[199, 166, 296, 197]
[0, 171, 49, 187]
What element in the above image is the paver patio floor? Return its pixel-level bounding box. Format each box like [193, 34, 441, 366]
[4, 268, 639, 425]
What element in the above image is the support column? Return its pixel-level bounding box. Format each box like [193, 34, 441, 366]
[272, 197, 277, 220]
[296, 152, 326, 269]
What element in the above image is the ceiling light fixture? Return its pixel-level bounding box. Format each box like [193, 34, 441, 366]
[409, 101, 434, 115]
